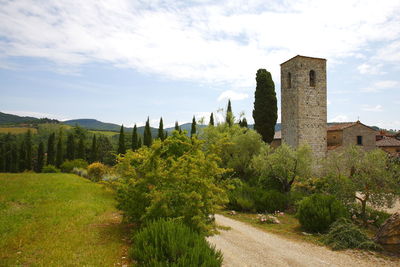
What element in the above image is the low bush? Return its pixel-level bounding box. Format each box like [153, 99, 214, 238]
[87, 162, 108, 182]
[72, 167, 88, 178]
[60, 159, 88, 173]
[131, 219, 223, 267]
[259, 190, 289, 213]
[297, 194, 347, 233]
[42, 165, 60, 173]
[323, 218, 380, 250]
[348, 204, 391, 228]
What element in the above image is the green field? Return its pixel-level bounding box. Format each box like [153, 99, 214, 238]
[0, 173, 131, 266]
[0, 127, 38, 134]
[89, 130, 119, 137]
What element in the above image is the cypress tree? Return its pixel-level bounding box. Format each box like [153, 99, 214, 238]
[55, 130, 63, 167]
[66, 133, 75, 160]
[138, 137, 142, 148]
[158, 117, 165, 140]
[11, 143, 18, 173]
[90, 135, 98, 163]
[240, 117, 248, 128]
[143, 117, 152, 147]
[117, 125, 126, 154]
[76, 136, 86, 160]
[252, 69, 277, 143]
[174, 121, 180, 132]
[0, 144, 4, 172]
[164, 131, 168, 139]
[209, 113, 214, 126]
[19, 141, 26, 172]
[37, 141, 44, 172]
[226, 100, 234, 126]
[47, 133, 56, 165]
[132, 124, 138, 151]
[25, 130, 32, 170]
[191, 116, 197, 137]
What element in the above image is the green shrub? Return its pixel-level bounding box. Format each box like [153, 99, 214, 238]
[72, 167, 88, 178]
[87, 162, 108, 182]
[60, 159, 88, 173]
[323, 218, 380, 250]
[42, 165, 60, 173]
[131, 219, 223, 267]
[259, 190, 289, 213]
[297, 194, 347, 233]
[347, 204, 391, 228]
[227, 183, 262, 212]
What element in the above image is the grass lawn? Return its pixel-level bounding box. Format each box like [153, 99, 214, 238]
[0, 173, 131, 266]
[0, 127, 38, 134]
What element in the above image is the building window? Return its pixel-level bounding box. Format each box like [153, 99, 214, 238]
[288, 72, 292, 88]
[357, 136, 363, 145]
[309, 70, 315, 87]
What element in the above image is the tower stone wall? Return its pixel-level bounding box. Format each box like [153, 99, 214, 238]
[280, 55, 327, 159]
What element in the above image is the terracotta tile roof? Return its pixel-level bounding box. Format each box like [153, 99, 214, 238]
[274, 131, 281, 139]
[328, 145, 341, 150]
[327, 122, 357, 131]
[376, 137, 400, 147]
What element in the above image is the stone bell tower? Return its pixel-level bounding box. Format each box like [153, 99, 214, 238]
[280, 55, 327, 159]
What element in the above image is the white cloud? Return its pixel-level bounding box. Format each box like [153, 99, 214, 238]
[0, 0, 399, 89]
[357, 63, 384, 75]
[362, 104, 383, 112]
[361, 80, 399, 92]
[217, 90, 249, 101]
[375, 121, 400, 131]
[330, 115, 349, 122]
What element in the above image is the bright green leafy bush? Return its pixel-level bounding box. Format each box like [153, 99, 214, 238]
[60, 159, 88, 173]
[297, 194, 347, 233]
[131, 219, 223, 266]
[87, 162, 108, 182]
[323, 218, 380, 250]
[42, 165, 60, 173]
[260, 190, 289, 213]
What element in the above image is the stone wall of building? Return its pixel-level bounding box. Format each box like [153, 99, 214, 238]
[327, 130, 343, 147]
[342, 124, 377, 151]
[281, 55, 327, 159]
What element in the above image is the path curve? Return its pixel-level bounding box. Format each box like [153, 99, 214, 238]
[207, 214, 397, 267]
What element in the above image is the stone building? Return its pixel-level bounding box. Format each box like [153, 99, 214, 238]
[327, 121, 377, 152]
[280, 55, 327, 159]
[376, 137, 400, 156]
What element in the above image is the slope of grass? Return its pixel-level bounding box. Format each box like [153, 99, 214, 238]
[0, 127, 38, 134]
[0, 173, 130, 266]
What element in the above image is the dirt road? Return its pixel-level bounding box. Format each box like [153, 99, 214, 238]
[207, 214, 398, 267]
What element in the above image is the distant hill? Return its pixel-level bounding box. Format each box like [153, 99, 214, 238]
[0, 112, 58, 125]
[63, 119, 122, 132]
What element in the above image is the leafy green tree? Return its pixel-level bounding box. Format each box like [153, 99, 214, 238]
[191, 116, 197, 137]
[90, 134, 98, 163]
[117, 125, 126, 154]
[174, 121, 180, 131]
[252, 143, 312, 193]
[209, 113, 215, 126]
[143, 117, 152, 147]
[66, 133, 75, 160]
[36, 141, 44, 172]
[55, 129, 64, 167]
[252, 69, 277, 143]
[76, 136, 86, 160]
[47, 133, 56, 165]
[132, 124, 139, 151]
[97, 136, 114, 165]
[158, 117, 165, 140]
[226, 100, 234, 126]
[24, 130, 32, 170]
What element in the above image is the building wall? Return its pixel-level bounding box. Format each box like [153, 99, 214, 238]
[281, 56, 327, 159]
[327, 130, 343, 146]
[342, 124, 377, 151]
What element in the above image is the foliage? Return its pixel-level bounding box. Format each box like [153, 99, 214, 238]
[65, 133, 75, 160]
[90, 134, 98, 162]
[239, 118, 248, 128]
[323, 218, 380, 250]
[226, 100, 233, 127]
[158, 117, 165, 140]
[60, 159, 88, 173]
[24, 129, 32, 170]
[132, 124, 139, 151]
[209, 113, 214, 126]
[55, 129, 63, 168]
[87, 162, 108, 182]
[115, 131, 228, 233]
[131, 219, 223, 267]
[323, 146, 398, 225]
[36, 141, 44, 173]
[117, 125, 126, 154]
[143, 117, 152, 147]
[174, 121, 180, 131]
[252, 143, 312, 193]
[260, 190, 289, 213]
[191, 116, 197, 137]
[42, 165, 61, 173]
[297, 194, 347, 233]
[47, 132, 55, 166]
[72, 167, 88, 178]
[252, 69, 277, 143]
[347, 204, 391, 228]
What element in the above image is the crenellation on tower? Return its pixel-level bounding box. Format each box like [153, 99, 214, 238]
[280, 55, 327, 159]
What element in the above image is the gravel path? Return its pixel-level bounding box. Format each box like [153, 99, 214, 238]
[207, 214, 398, 267]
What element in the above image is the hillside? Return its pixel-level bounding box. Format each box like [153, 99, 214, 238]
[0, 112, 38, 125]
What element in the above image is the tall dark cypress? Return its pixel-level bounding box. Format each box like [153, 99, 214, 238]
[240, 117, 248, 128]
[252, 69, 277, 143]
[66, 133, 75, 160]
[138, 137, 142, 148]
[19, 141, 26, 172]
[47, 133, 56, 165]
[209, 113, 215, 126]
[143, 117, 152, 147]
[90, 135, 98, 163]
[0, 144, 5, 172]
[117, 125, 126, 154]
[174, 121, 180, 132]
[25, 130, 32, 170]
[226, 100, 233, 126]
[11, 143, 18, 173]
[132, 124, 138, 151]
[190, 116, 197, 137]
[158, 117, 165, 140]
[55, 130, 63, 167]
[37, 141, 44, 172]
[164, 131, 168, 139]
[76, 136, 86, 160]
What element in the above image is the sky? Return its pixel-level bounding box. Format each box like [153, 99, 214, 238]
[0, 0, 399, 129]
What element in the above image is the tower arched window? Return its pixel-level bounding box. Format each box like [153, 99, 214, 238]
[288, 72, 292, 88]
[309, 70, 316, 87]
